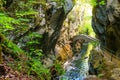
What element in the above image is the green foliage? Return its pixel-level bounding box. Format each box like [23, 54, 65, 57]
[27, 32, 42, 53]
[90, 0, 105, 6]
[91, 41, 99, 48]
[0, 0, 68, 79]
[98, 73, 104, 78]
[7, 41, 22, 53]
[0, 12, 19, 31]
[27, 57, 49, 75]
[27, 50, 50, 79]
[90, 0, 97, 6]
[15, 0, 38, 17]
[3, 37, 50, 79]
[3, 39, 24, 59]
[0, 0, 39, 35]
[16, 63, 22, 71]
[28, 32, 42, 39]
[16, 11, 38, 17]
[55, 62, 65, 75]
[0, 0, 5, 10]
[25, 32, 50, 79]
[99, 0, 105, 5]
[79, 17, 95, 37]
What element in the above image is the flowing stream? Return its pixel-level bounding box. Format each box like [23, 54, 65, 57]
[59, 42, 93, 80]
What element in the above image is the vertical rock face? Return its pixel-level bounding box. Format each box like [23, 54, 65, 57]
[41, 0, 74, 54]
[92, 0, 120, 57]
[92, 5, 107, 46]
[106, 0, 120, 55]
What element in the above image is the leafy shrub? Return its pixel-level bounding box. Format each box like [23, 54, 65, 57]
[0, 12, 19, 31]
[55, 62, 65, 75]
[27, 49, 50, 79]
[90, 0, 105, 6]
[25, 32, 50, 79]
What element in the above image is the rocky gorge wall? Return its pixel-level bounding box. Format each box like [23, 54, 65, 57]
[92, 0, 120, 57]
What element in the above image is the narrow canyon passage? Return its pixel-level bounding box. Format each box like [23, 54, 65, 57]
[0, 0, 120, 80]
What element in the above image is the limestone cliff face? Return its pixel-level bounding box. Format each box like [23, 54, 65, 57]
[92, 0, 120, 57]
